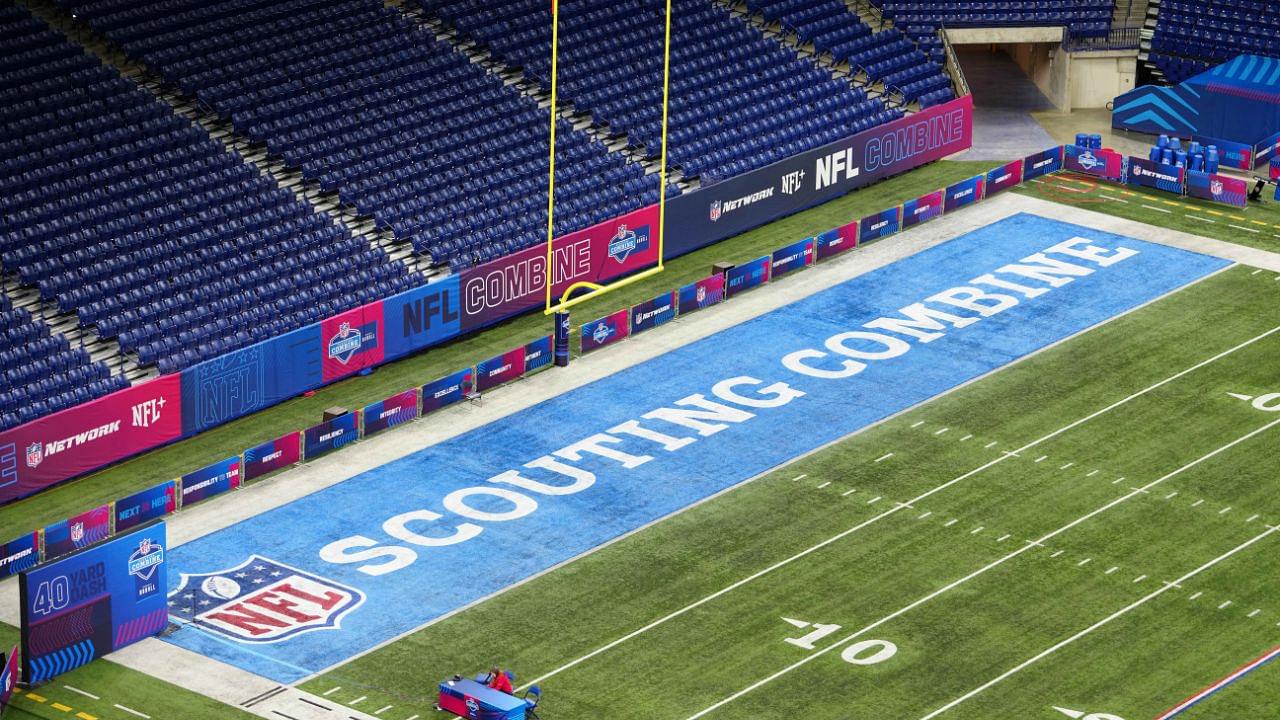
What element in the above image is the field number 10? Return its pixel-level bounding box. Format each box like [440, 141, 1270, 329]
[782, 618, 898, 665]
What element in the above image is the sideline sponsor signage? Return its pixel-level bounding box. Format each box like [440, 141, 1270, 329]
[630, 292, 677, 335]
[1023, 146, 1063, 180]
[859, 207, 901, 243]
[944, 175, 984, 212]
[771, 237, 814, 278]
[43, 505, 111, 560]
[423, 368, 474, 413]
[581, 309, 631, 353]
[1126, 157, 1185, 194]
[902, 189, 944, 227]
[985, 159, 1024, 197]
[1193, 134, 1253, 170]
[476, 347, 526, 392]
[243, 432, 301, 482]
[0, 532, 39, 580]
[21, 522, 168, 684]
[304, 413, 359, 460]
[180, 456, 241, 508]
[115, 480, 177, 532]
[726, 256, 771, 297]
[677, 274, 725, 316]
[0, 374, 182, 506]
[362, 389, 418, 438]
[1, 644, 16, 714]
[524, 335, 554, 373]
[1064, 144, 1124, 181]
[320, 303, 384, 384]
[1186, 170, 1248, 207]
[816, 222, 858, 261]
[663, 95, 974, 256]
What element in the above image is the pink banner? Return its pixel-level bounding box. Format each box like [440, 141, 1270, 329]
[459, 204, 660, 331]
[0, 374, 182, 505]
[985, 159, 1024, 196]
[321, 301, 386, 383]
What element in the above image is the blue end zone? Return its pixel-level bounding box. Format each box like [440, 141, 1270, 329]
[161, 214, 1228, 682]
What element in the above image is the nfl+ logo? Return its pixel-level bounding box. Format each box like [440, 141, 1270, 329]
[25, 442, 42, 469]
[168, 555, 364, 643]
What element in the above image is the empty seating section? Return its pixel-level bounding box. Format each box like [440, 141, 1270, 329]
[742, 0, 954, 106]
[58, 0, 659, 269]
[1149, 0, 1280, 82]
[0, 6, 420, 381]
[875, 1, 1113, 62]
[419, 0, 900, 184]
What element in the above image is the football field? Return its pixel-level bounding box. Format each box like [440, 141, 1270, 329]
[297, 258, 1280, 718]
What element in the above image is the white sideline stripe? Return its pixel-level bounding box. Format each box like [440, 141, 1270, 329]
[1142, 204, 1174, 214]
[686, 418, 1280, 719]
[114, 705, 151, 719]
[918, 526, 1279, 719]
[875, 453, 894, 463]
[63, 686, 99, 700]
[516, 324, 1280, 692]
[323, 687, 341, 697]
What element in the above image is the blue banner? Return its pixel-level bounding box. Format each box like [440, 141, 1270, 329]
[21, 522, 169, 684]
[382, 277, 462, 361]
[771, 238, 814, 278]
[902, 190, 945, 227]
[1186, 171, 1248, 207]
[362, 390, 419, 438]
[1126, 157, 1185, 194]
[944, 175, 984, 212]
[243, 432, 301, 482]
[524, 335, 554, 373]
[677, 274, 726, 316]
[0, 532, 38, 579]
[726, 256, 771, 297]
[859, 207, 901, 244]
[304, 413, 359, 460]
[630, 292, 677, 335]
[181, 456, 241, 508]
[423, 368, 474, 414]
[1023, 146, 1063, 180]
[581, 310, 630, 354]
[43, 505, 111, 560]
[115, 480, 177, 532]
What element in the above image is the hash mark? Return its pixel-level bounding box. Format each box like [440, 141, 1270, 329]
[1219, 506, 1232, 515]
[113, 706, 150, 719]
[1190, 592, 1203, 600]
[1077, 558, 1092, 567]
[1035, 455, 1047, 463]
[1251, 268, 1263, 275]
[1164, 491, 1178, 499]
[934, 427, 949, 436]
[816, 481, 830, 489]
[1218, 601, 1233, 610]
[64, 687, 100, 700]
[351, 697, 367, 706]
[944, 519, 958, 527]
[970, 526, 984, 535]
[1060, 462, 1074, 470]
[1051, 550, 1064, 558]
[1112, 476, 1126, 484]
[842, 488, 857, 496]
[1248, 514, 1260, 522]
[1192, 499, 1204, 507]
[866, 496, 882, 505]
[911, 421, 924, 428]
[960, 434, 972, 442]
[376, 706, 393, 715]
[1106, 566, 1119, 575]
[875, 453, 894, 463]
[1133, 575, 1147, 583]
[918, 511, 933, 519]
[1141, 204, 1173, 214]
[996, 534, 1010, 542]
[323, 688, 341, 697]
[984, 441, 998, 449]
[1249, 609, 1262, 618]
[792, 474, 807, 482]
[1086, 470, 1099, 477]
[1228, 224, 1261, 234]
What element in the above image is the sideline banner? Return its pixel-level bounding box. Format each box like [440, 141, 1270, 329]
[985, 159, 1024, 197]
[1186, 170, 1248, 207]
[663, 95, 974, 256]
[816, 222, 858, 261]
[0, 374, 182, 506]
[115, 480, 176, 532]
[860, 207, 901, 243]
[944, 175, 984, 212]
[1023, 146, 1063, 180]
[362, 390, 418, 438]
[726, 256, 771, 297]
[243, 432, 301, 482]
[0, 532, 38, 579]
[304, 413, 359, 460]
[771, 237, 814, 278]
[321, 302, 385, 384]
[677, 274, 725, 316]
[423, 368, 475, 413]
[1, 644, 16, 714]
[1064, 144, 1124, 181]
[476, 347, 526, 392]
[1126, 157, 1185, 194]
[524, 336, 554, 374]
[581, 309, 631, 353]
[902, 189, 944, 227]
[1192, 134, 1253, 170]
[383, 276, 461, 360]
[43, 505, 111, 560]
[180, 456, 241, 508]
[630, 292, 677, 335]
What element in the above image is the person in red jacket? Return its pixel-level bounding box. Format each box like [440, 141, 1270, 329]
[486, 666, 513, 695]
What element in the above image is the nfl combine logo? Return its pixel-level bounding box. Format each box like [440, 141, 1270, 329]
[168, 555, 364, 643]
[592, 322, 613, 346]
[1077, 151, 1101, 171]
[606, 223, 650, 263]
[709, 200, 722, 222]
[327, 322, 372, 365]
[25, 442, 42, 469]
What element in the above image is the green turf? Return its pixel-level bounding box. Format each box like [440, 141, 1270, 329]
[301, 264, 1280, 719]
[1015, 172, 1280, 253]
[0, 160, 995, 540]
[0, 625, 258, 720]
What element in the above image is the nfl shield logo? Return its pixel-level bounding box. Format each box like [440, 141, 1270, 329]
[709, 200, 722, 222]
[168, 555, 364, 644]
[70, 522, 85, 543]
[696, 285, 707, 304]
[25, 442, 42, 469]
[1210, 179, 1224, 196]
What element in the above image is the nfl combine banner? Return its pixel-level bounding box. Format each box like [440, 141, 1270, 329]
[243, 433, 301, 482]
[1064, 144, 1124, 181]
[1186, 171, 1248, 207]
[180, 456, 241, 507]
[0, 533, 39, 580]
[114, 480, 176, 533]
[581, 309, 630, 354]
[677, 274, 725, 316]
[816, 222, 857, 261]
[20, 522, 168, 684]
[303, 413, 359, 460]
[423, 368, 474, 413]
[43, 505, 111, 560]
[362, 390, 419, 438]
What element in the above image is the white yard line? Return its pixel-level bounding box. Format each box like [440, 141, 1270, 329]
[516, 326, 1280, 692]
[683, 419, 1280, 719]
[63, 687, 99, 700]
[917, 526, 1278, 719]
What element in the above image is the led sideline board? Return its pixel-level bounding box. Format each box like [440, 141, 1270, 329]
[19, 521, 169, 684]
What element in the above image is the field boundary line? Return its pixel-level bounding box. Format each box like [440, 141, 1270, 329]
[919, 526, 1280, 719]
[686, 416, 1280, 719]
[1154, 644, 1280, 719]
[515, 307, 1275, 691]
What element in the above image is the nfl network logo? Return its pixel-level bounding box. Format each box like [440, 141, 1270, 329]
[1077, 151, 1101, 171]
[25, 442, 42, 469]
[709, 200, 722, 222]
[606, 223, 650, 263]
[169, 555, 364, 643]
[327, 322, 372, 365]
[592, 322, 613, 346]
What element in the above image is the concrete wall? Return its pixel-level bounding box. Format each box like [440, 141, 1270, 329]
[947, 26, 1064, 44]
[1002, 42, 1071, 110]
[1069, 50, 1138, 109]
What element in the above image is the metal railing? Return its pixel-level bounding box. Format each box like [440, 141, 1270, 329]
[1065, 24, 1143, 50]
[938, 27, 971, 99]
